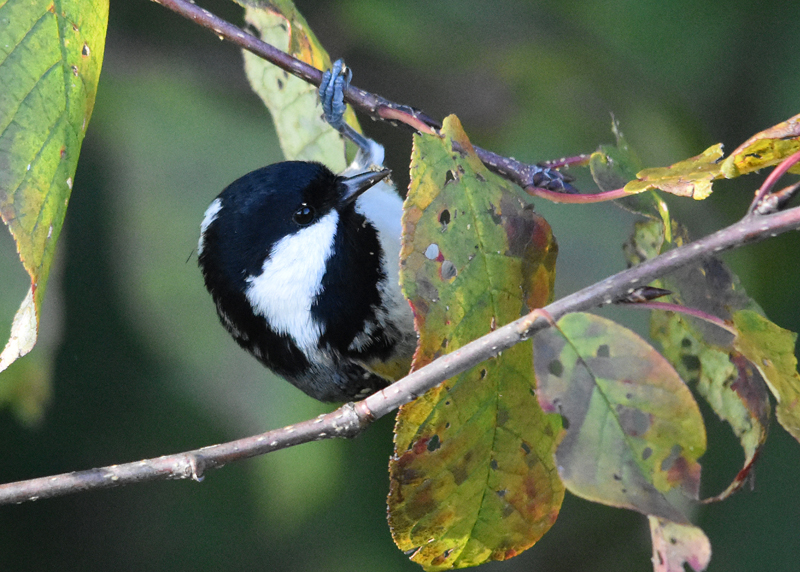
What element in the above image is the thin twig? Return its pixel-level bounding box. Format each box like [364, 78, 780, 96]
[2, 204, 799, 505]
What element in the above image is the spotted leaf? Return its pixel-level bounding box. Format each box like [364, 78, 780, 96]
[533, 312, 706, 522]
[649, 517, 711, 572]
[628, 220, 771, 501]
[388, 115, 562, 571]
[733, 310, 800, 443]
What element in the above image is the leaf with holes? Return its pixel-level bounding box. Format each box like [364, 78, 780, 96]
[0, 0, 109, 373]
[649, 517, 711, 572]
[733, 310, 800, 443]
[236, 0, 361, 169]
[388, 115, 562, 571]
[532, 312, 706, 522]
[721, 113, 800, 178]
[627, 220, 771, 501]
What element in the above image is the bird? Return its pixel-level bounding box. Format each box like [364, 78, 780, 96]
[197, 60, 417, 402]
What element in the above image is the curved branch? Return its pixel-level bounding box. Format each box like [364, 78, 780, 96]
[152, 0, 593, 195]
[2, 205, 799, 505]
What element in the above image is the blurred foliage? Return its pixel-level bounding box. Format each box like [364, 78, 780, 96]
[0, 0, 799, 571]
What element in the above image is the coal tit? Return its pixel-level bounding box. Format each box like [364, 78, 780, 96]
[198, 61, 417, 402]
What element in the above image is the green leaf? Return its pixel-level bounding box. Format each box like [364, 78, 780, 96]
[649, 517, 711, 572]
[533, 312, 706, 523]
[236, 0, 361, 169]
[388, 115, 563, 571]
[733, 310, 800, 442]
[0, 0, 109, 372]
[628, 220, 771, 501]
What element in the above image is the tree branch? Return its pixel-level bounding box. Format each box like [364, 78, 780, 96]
[151, 0, 590, 194]
[2, 204, 799, 505]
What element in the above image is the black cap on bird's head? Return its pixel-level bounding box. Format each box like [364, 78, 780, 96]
[198, 161, 390, 276]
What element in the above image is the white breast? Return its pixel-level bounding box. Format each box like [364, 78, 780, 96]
[244, 210, 339, 352]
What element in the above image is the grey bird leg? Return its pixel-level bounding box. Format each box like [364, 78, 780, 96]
[319, 59, 383, 167]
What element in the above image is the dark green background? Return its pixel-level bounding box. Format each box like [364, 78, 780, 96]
[0, 0, 798, 570]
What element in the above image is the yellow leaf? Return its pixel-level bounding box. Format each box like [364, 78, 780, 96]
[624, 144, 723, 200]
[721, 113, 800, 178]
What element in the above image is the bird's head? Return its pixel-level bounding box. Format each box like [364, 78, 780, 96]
[198, 161, 390, 285]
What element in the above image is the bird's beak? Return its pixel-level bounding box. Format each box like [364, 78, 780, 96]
[340, 168, 392, 206]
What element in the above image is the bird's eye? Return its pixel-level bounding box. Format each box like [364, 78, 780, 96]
[293, 204, 316, 226]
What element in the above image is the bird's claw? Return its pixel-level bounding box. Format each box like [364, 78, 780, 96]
[533, 167, 579, 194]
[319, 59, 352, 131]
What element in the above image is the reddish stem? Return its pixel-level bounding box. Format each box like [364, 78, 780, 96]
[526, 186, 628, 203]
[623, 301, 738, 336]
[747, 149, 800, 214]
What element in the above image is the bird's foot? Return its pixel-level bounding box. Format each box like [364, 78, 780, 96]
[319, 59, 384, 168]
[319, 59, 352, 131]
[532, 166, 580, 194]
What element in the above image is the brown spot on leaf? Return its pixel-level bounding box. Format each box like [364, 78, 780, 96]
[730, 352, 770, 425]
[681, 354, 701, 371]
[82, 43, 90, 57]
[616, 405, 652, 437]
[451, 464, 468, 485]
[405, 479, 437, 520]
[496, 408, 509, 426]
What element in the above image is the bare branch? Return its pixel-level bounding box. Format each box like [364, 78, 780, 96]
[2, 204, 799, 505]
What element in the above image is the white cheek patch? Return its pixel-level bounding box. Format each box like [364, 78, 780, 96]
[198, 198, 223, 256]
[245, 210, 339, 352]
